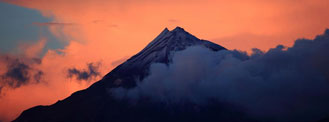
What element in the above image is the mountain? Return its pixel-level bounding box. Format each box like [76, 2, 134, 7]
[14, 27, 251, 122]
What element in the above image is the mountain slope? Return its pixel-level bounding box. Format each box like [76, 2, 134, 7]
[14, 27, 252, 122]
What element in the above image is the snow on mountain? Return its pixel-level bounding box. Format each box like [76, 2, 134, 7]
[102, 27, 225, 88]
[128, 27, 224, 67]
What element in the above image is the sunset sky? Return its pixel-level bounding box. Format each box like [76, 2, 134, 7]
[1, 0, 329, 121]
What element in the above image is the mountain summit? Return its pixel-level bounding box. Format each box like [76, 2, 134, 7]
[14, 27, 244, 122]
[102, 27, 225, 88]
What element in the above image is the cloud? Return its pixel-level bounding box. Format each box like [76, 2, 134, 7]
[0, 39, 46, 94]
[112, 29, 329, 121]
[0, 55, 43, 93]
[17, 39, 47, 58]
[3, 59, 30, 88]
[67, 62, 101, 81]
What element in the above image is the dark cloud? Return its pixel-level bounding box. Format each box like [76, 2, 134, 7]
[0, 55, 43, 93]
[3, 59, 30, 88]
[67, 62, 101, 81]
[112, 29, 329, 121]
[32, 22, 75, 27]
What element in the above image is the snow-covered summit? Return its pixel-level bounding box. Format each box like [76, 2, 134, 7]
[103, 26, 226, 88]
[132, 26, 225, 65]
[145, 26, 204, 50]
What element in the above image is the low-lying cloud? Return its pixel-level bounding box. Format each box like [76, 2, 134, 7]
[112, 29, 329, 121]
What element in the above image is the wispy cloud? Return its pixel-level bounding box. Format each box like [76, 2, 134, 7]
[32, 22, 75, 27]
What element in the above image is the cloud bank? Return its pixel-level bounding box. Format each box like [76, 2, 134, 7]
[113, 29, 329, 121]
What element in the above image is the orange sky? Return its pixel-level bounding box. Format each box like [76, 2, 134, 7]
[1, 0, 329, 121]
